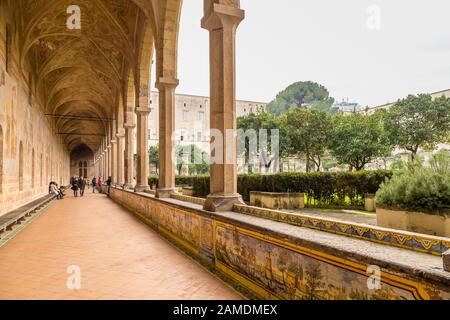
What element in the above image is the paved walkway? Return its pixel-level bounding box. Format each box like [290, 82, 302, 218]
[0, 191, 241, 300]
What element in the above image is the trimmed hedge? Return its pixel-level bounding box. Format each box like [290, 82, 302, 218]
[149, 170, 393, 208]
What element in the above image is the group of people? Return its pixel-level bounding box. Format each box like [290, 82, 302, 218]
[70, 176, 112, 197]
[70, 176, 87, 197]
[49, 182, 65, 199]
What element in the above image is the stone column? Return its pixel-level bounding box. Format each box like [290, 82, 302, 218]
[107, 144, 112, 179]
[155, 78, 179, 198]
[124, 123, 135, 189]
[102, 151, 106, 180]
[134, 107, 150, 192]
[116, 130, 125, 186]
[201, 2, 245, 212]
[111, 139, 117, 183]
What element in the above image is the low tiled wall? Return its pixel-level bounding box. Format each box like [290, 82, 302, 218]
[233, 204, 450, 256]
[110, 187, 450, 300]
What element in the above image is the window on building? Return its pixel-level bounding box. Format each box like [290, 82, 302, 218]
[180, 130, 186, 142]
[197, 132, 202, 142]
[83, 161, 88, 178]
[182, 110, 188, 121]
[149, 108, 154, 120]
[78, 161, 88, 178]
[198, 111, 204, 121]
[19, 141, 23, 191]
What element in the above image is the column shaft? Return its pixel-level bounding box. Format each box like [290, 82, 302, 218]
[155, 78, 179, 198]
[134, 109, 150, 192]
[124, 124, 135, 189]
[116, 131, 125, 186]
[201, 4, 245, 212]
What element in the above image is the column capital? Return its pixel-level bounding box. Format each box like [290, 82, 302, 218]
[201, 3, 244, 31]
[156, 77, 179, 90]
[116, 133, 125, 139]
[135, 107, 151, 115]
[124, 123, 136, 130]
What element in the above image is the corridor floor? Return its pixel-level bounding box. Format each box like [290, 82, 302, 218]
[0, 190, 242, 300]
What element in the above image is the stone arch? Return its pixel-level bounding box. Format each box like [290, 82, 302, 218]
[19, 141, 23, 191]
[137, 22, 155, 106]
[156, 0, 183, 80]
[0, 125, 3, 194]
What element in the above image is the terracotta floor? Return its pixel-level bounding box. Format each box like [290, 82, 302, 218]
[0, 191, 241, 300]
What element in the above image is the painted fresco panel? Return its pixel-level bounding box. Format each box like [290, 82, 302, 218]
[155, 204, 201, 251]
[215, 223, 450, 300]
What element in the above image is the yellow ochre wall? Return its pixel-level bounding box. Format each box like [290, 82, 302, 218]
[0, 9, 70, 216]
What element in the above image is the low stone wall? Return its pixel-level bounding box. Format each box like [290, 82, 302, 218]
[250, 191, 304, 210]
[110, 187, 450, 300]
[377, 207, 450, 238]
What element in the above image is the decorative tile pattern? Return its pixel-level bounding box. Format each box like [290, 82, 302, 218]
[233, 204, 450, 256]
[215, 221, 450, 300]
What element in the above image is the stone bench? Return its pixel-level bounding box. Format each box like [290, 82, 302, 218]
[250, 191, 304, 210]
[0, 194, 55, 237]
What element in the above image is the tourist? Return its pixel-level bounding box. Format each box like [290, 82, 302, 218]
[71, 177, 79, 197]
[106, 176, 112, 195]
[98, 176, 103, 193]
[50, 183, 60, 199]
[92, 177, 97, 193]
[79, 177, 86, 197]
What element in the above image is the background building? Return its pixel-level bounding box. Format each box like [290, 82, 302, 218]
[145, 91, 267, 174]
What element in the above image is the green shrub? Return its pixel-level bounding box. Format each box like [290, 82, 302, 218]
[150, 170, 393, 208]
[376, 153, 450, 213]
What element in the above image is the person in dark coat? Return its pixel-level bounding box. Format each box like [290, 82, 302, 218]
[92, 177, 97, 193]
[106, 176, 112, 195]
[79, 177, 86, 197]
[71, 176, 79, 197]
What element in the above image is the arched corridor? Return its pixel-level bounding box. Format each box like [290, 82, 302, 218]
[1, 1, 449, 302]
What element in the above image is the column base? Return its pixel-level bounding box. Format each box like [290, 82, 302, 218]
[123, 184, 135, 190]
[203, 193, 245, 212]
[134, 185, 150, 193]
[156, 188, 177, 199]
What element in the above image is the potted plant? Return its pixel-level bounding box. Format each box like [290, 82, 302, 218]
[375, 152, 450, 237]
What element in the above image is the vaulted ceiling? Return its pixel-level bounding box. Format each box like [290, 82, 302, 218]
[17, 0, 155, 152]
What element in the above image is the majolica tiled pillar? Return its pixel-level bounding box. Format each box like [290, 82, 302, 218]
[155, 77, 179, 198]
[201, 1, 245, 212]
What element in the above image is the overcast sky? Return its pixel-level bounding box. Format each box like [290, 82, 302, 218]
[172, 0, 450, 107]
